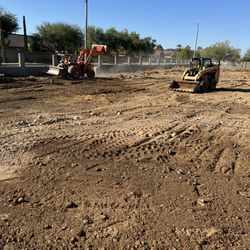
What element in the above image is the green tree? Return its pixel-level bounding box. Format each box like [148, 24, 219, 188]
[176, 44, 182, 51]
[142, 37, 156, 56]
[201, 41, 241, 61]
[100, 27, 157, 57]
[119, 30, 146, 56]
[242, 49, 250, 61]
[179, 45, 192, 59]
[156, 44, 164, 51]
[195, 46, 202, 57]
[104, 27, 120, 55]
[28, 33, 42, 52]
[87, 26, 105, 48]
[36, 22, 83, 52]
[127, 31, 144, 56]
[172, 45, 192, 59]
[35, 23, 161, 57]
[0, 6, 19, 62]
[155, 44, 164, 57]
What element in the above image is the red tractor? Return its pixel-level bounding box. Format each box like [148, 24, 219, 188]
[47, 44, 107, 80]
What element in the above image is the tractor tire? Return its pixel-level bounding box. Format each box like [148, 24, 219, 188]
[68, 65, 81, 80]
[87, 68, 95, 79]
[210, 79, 217, 91]
[200, 78, 210, 92]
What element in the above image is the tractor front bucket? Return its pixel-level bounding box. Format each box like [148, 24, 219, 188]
[169, 80, 201, 93]
[46, 66, 63, 76]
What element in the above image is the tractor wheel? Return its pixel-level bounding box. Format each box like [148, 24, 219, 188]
[68, 65, 81, 80]
[61, 68, 68, 78]
[200, 78, 210, 92]
[87, 68, 95, 79]
[210, 79, 217, 91]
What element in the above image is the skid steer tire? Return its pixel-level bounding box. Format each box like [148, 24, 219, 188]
[87, 68, 95, 79]
[210, 79, 217, 91]
[200, 78, 210, 92]
[68, 65, 81, 80]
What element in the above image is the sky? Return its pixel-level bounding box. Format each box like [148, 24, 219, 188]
[1, 0, 250, 54]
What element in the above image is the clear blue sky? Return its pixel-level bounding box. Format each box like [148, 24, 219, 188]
[2, 0, 250, 54]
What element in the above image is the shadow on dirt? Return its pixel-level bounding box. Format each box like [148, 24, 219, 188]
[216, 87, 250, 93]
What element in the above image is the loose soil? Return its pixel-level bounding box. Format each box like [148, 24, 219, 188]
[0, 69, 249, 249]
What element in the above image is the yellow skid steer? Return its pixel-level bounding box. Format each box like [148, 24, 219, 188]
[170, 58, 220, 93]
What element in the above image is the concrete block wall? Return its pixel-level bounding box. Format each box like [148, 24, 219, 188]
[1, 52, 248, 77]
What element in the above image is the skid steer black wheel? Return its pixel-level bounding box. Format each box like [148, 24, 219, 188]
[87, 68, 95, 79]
[68, 65, 82, 80]
[210, 79, 217, 91]
[200, 78, 210, 92]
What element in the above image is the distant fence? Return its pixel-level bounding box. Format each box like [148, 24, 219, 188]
[0, 53, 191, 68]
[220, 61, 250, 69]
[91, 54, 191, 66]
[0, 49, 52, 63]
[92, 56, 250, 69]
[2, 50, 250, 68]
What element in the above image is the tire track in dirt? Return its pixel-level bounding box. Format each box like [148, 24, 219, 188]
[30, 121, 203, 166]
[213, 148, 237, 175]
[0, 72, 250, 249]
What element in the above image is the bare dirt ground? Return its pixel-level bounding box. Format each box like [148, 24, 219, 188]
[0, 69, 249, 249]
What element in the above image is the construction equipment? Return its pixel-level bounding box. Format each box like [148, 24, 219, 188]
[47, 44, 107, 80]
[170, 58, 220, 93]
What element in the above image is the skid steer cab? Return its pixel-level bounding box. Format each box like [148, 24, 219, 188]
[170, 57, 220, 93]
[47, 44, 108, 80]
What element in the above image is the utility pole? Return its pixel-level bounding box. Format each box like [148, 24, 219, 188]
[84, 0, 88, 49]
[0, 19, 6, 63]
[193, 23, 199, 57]
[23, 16, 28, 51]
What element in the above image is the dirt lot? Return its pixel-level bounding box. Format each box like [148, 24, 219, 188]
[0, 69, 249, 249]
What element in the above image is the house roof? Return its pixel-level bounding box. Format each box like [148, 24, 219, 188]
[5, 34, 31, 48]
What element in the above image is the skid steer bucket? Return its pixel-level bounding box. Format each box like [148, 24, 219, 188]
[170, 80, 201, 93]
[46, 66, 63, 76]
